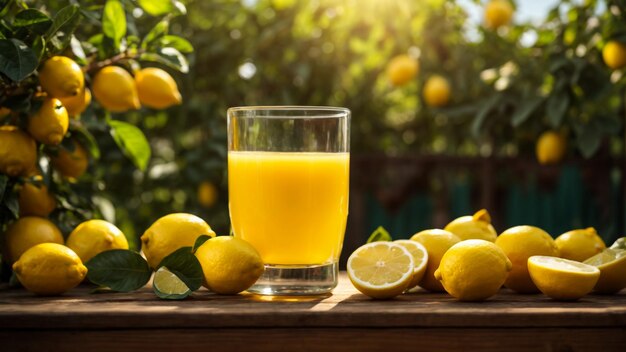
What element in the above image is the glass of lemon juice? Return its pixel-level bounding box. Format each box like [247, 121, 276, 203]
[227, 106, 350, 295]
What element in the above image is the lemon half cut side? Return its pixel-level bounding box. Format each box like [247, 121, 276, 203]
[347, 241, 414, 299]
[528, 255, 600, 301]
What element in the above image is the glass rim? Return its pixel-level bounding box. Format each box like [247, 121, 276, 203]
[228, 105, 350, 118]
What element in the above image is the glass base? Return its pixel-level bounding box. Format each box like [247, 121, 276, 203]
[246, 262, 338, 296]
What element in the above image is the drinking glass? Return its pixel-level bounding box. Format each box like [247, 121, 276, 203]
[227, 106, 350, 295]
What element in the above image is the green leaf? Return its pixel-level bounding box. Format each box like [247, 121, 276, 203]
[138, 0, 174, 16]
[192, 235, 212, 253]
[108, 120, 151, 171]
[576, 125, 602, 158]
[546, 90, 569, 128]
[31, 36, 45, 60]
[142, 20, 169, 49]
[471, 94, 501, 137]
[13, 9, 52, 35]
[366, 226, 392, 244]
[0, 39, 37, 81]
[157, 247, 203, 291]
[4, 188, 19, 218]
[172, 1, 187, 15]
[69, 35, 86, 65]
[9, 271, 21, 287]
[594, 115, 622, 135]
[86, 250, 152, 292]
[140, 47, 188, 73]
[511, 96, 543, 127]
[46, 5, 81, 51]
[71, 124, 101, 159]
[0, 0, 10, 14]
[0, 174, 7, 200]
[158, 35, 193, 53]
[102, 0, 126, 44]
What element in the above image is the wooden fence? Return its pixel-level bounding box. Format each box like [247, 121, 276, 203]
[341, 154, 624, 266]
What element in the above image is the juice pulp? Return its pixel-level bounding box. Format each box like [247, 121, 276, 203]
[228, 151, 349, 265]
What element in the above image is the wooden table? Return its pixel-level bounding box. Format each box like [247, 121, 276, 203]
[1, 273, 625, 352]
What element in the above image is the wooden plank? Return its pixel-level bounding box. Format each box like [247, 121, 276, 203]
[1, 274, 625, 330]
[2, 328, 625, 352]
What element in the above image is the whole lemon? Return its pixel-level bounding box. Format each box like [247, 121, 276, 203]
[92, 66, 141, 112]
[444, 209, 497, 242]
[484, 0, 513, 29]
[27, 98, 69, 146]
[423, 75, 451, 107]
[38, 56, 84, 98]
[435, 239, 512, 301]
[3, 217, 64, 263]
[386, 54, 419, 87]
[18, 177, 56, 217]
[195, 236, 264, 294]
[59, 88, 91, 118]
[410, 229, 461, 292]
[602, 40, 626, 70]
[536, 131, 566, 165]
[555, 227, 606, 262]
[198, 181, 218, 208]
[66, 219, 129, 263]
[0, 125, 37, 177]
[135, 68, 182, 109]
[13, 243, 87, 295]
[50, 141, 89, 180]
[141, 213, 216, 269]
[495, 225, 559, 293]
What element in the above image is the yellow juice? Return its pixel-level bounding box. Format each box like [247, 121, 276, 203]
[228, 151, 349, 265]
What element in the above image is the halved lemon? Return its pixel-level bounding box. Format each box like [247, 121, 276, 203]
[347, 242, 414, 299]
[394, 240, 428, 290]
[528, 256, 600, 301]
[153, 266, 192, 299]
[610, 237, 626, 250]
[584, 248, 626, 294]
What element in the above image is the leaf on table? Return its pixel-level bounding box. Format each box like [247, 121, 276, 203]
[192, 235, 212, 253]
[367, 226, 392, 244]
[86, 249, 152, 292]
[157, 247, 203, 291]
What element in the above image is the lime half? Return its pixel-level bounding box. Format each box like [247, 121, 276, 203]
[153, 266, 192, 299]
